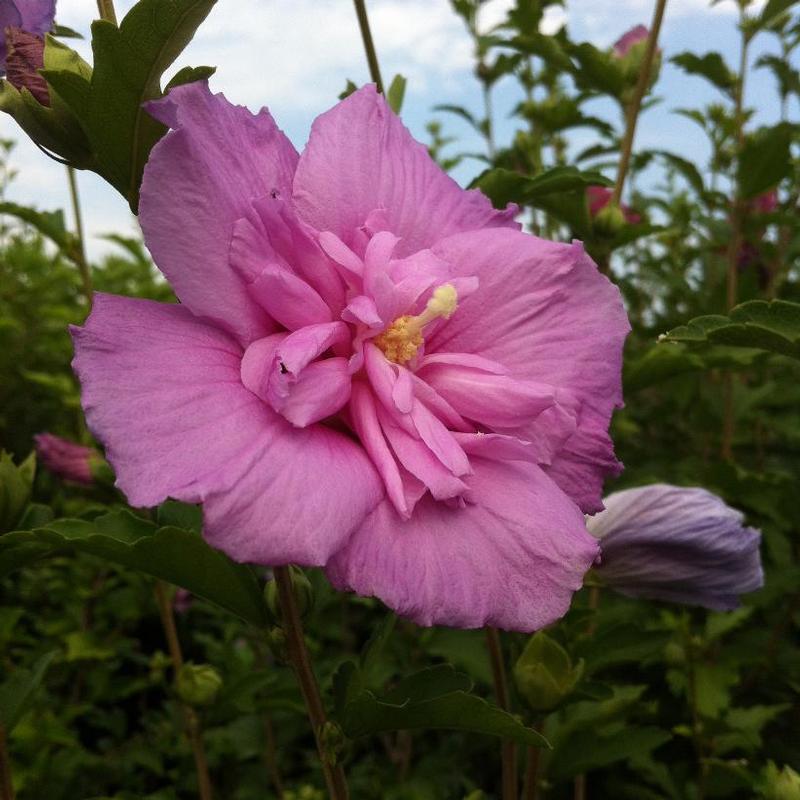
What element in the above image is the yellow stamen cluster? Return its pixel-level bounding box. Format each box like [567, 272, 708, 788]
[375, 284, 458, 365]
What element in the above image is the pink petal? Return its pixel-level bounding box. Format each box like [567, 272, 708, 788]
[278, 358, 352, 427]
[139, 82, 298, 345]
[327, 455, 599, 631]
[429, 229, 630, 513]
[293, 85, 519, 257]
[72, 294, 381, 566]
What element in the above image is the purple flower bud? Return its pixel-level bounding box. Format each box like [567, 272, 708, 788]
[0, 0, 55, 72]
[173, 588, 194, 614]
[613, 25, 650, 58]
[5, 26, 48, 105]
[587, 484, 763, 610]
[34, 432, 96, 485]
[586, 185, 641, 224]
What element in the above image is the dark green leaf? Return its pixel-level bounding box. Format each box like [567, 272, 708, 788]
[0, 651, 57, 733]
[0, 510, 267, 627]
[671, 51, 736, 94]
[737, 123, 792, 199]
[549, 726, 671, 780]
[664, 300, 800, 359]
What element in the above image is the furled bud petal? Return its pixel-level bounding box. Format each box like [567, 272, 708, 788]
[34, 433, 97, 485]
[0, 0, 55, 71]
[750, 189, 778, 215]
[5, 27, 48, 105]
[613, 25, 650, 58]
[0, 449, 34, 532]
[513, 631, 584, 713]
[588, 484, 763, 610]
[176, 662, 222, 707]
[764, 762, 800, 800]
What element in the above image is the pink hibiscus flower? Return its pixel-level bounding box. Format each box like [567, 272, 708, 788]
[71, 83, 629, 631]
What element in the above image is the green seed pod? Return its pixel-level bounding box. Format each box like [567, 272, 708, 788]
[176, 663, 222, 707]
[513, 632, 584, 714]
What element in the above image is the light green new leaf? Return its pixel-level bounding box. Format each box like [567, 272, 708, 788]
[386, 74, 407, 114]
[45, 0, 217, 210]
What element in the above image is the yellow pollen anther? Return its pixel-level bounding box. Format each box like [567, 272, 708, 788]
[375, 283, 458, 364]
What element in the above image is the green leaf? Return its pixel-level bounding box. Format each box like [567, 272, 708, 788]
[569, 42, 626, 97]
[548, 726, 671, 780]
[474, 166, 611, 207]
[737, 123, 793, 199]
[757, 0, 800, 31]
[653, 149, 706, 196]
[664, 300, 800, 360]
[49, 0, 217, 210]
[0, 651, 56, 734]
[0, 201, 75, 256]
[340, 684, 549, 748]
[0, 509, 267, 627]
[671, 51, 736, 94]
[386, 74, 407, 114]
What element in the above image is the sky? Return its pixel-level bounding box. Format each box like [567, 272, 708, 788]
[1, 0, 790, 261]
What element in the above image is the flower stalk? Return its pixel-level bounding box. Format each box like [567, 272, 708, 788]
[352, 0, 384, 94]
[485, 627, 517, 800]
[611, 0, 668, 208]
[153, 580, 214, 800]
[0, 724, 14, 800]
[95, 0, 117, 25]
[721, 6, 750, 461]
[274, 566, 349, 800]
[65, 166, 92, 306]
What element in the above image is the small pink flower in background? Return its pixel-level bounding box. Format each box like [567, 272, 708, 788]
[71, 83, 629, 632]
[749, 189, 778, 215]
[613, 25, 650, 58]
[0, 0, 54, 72]
[173, 588, 194, 615]
[34, 432, 95, 485]
[587, 185, 641, 225]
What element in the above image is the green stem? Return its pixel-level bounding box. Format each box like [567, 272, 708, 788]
[611, 0, 668, 207]
[522, 721, 545, 800]
[274, 566, 349, 800]
[95, 0, 117, 24]
[485, 627, 517, 800]
[154, 581, 214, 800]
[352, 0, 384, 93]
[0, 725, 14, 800]
[721, 9, 750, 461]
[65, 166, 92, 306]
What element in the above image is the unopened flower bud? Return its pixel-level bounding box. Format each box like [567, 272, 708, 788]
[5, 28, 48, 106]
[513, 631, 583, 713]
[176, 662, 222, 707]
[320, 721, 346, 765]
[588, 484, 763, 610]
[34, 433, 97, 485]
[265, 566, 314, 623]
[764, 762, 800, 800]
[587, 186, 641, 230]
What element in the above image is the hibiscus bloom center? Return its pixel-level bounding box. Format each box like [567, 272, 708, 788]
[374, 284, 458, 364]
